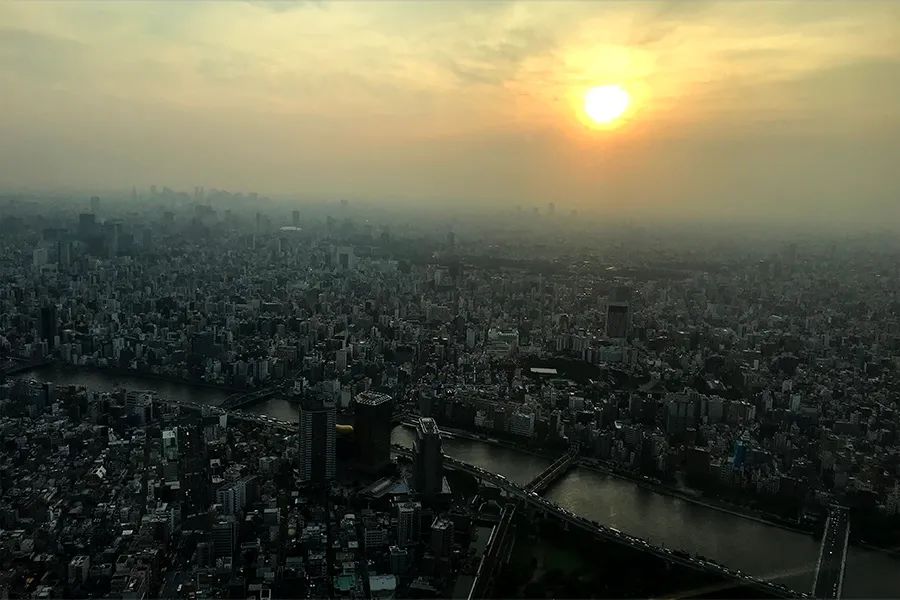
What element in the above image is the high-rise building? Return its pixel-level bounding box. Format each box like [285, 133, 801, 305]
[216, 475, 257, 516]
[394, 501, 421, 547]
[78, 213, 96, 239]
[606, 286, 632, 339]
[40, 304, 58, 350]
[354, 391, 393, 473]
[162, 428, 179, 461]
[90, 195, 100, 214]
[606, 302, 630, 339]
[334, 246, 354, 270]
[211, 516, 237, 558]
[292, 210, 300, 227]
[414, 417, 443, 497]
[665, 394, 695, 436]
[298, 393, 336, 483]
[57, 240, 71, 269]
[430, 518, 454, 557]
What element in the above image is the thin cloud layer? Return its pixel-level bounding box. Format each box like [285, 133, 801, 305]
[1, 1, 898, 228]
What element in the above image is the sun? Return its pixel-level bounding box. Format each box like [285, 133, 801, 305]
[584, 85, 630, 125]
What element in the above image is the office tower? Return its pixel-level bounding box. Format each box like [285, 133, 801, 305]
[40, 304, 57, 350]
[335, 246, 354, 270]
[298, 393, 336, 483]
[211, 516, 237, 558]
[414, 417, 443, 497]
[430, 518, 454, 557]
[606, 285, 632, 339]
[606, 301, 630, 339]
[32, 247, 48, 267]
[292, 210, 300, 227]
[57, 240, 71, 269]
[389, 546, 409, 575]
[216, 475, 257, 516]
[162, 428, 179, 461]
[665, 394, 695, 436]
[394, 501, 421, 547]
[90, 196, 100, 214]
[179, 424, 209, 513]
[354, 392, 393, 473]
[78, 213, 96, 239]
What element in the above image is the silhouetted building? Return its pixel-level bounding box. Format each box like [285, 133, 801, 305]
[354, 391, 393, 473]
[78, 213, 96, 239]
[212, 516, 237, 558]
[430, 518, 454, 557]
[606, 302, 630, 339]
[414, 417, 443, 497]
[40, 304, 57, 350]
[299, 394, 336, 483]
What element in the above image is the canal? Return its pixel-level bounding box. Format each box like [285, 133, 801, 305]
[14, 366, 900, 597]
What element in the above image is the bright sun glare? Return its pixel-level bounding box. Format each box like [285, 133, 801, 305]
[584, 85, 630, 125]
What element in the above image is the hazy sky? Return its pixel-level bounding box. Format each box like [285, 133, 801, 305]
[2, 1, 898, 226]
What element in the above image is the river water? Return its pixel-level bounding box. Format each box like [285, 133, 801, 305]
[15, 366, 900, 597]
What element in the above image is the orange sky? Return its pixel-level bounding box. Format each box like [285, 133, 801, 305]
[1, 1, 898, 226]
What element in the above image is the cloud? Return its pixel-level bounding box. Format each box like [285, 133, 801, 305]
[0, 0, 897, 229]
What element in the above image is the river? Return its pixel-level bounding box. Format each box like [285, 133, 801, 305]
[15, 366, 900, 597]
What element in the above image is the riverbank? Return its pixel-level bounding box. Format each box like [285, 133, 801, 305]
[573, 459, 817, 537]
[22, 362, 244, 393]
[572, 460, 900, 565]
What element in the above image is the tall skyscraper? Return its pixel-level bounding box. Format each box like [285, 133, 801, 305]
[211, 516, 237, 558]
[299, 393, 336, 483]
[606, 302, 629, 339]
[78, 213, 96, 240]
[414, 417, 443, 497]
[354, 391, 393, 473]
[430, 517, 454, 557]
[40, 304, 57, 350]
[292, 210, 300, 227]
[162, 428, 179, 461]
[394, 501, 421, 547]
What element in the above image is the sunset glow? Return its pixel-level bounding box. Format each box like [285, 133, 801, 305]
[584, 85, 631, 126]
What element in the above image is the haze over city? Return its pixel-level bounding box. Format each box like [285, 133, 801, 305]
[3, 2, 900, 600]
[2, 0, 899, 229]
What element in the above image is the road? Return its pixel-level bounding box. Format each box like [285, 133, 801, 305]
[812, 506, 850, 599]
[390, 444, 802, 599]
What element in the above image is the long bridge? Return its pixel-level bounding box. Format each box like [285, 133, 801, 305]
[0, 358, 53, 377]
[218, 384, 285, 410]
[525, 445, 579, 494]
[390, 443, 802, 599]
[812, 505, 850, 600]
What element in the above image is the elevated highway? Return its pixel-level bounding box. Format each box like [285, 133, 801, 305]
[391, 443, 803, 599]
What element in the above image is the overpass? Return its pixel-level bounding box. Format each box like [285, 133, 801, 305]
[0, 358, 53, 377]
[525, 445, 579, 494]
[219, 384, 284, 410]
[812, 505, 850, 600]
[390, 443, 802, 599]
[468, 503, 516, 600]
